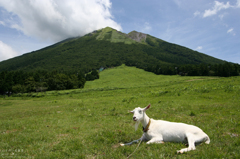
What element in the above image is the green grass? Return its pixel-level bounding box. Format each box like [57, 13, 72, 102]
[1, 65, 240, 158]
[96, 27, 136, 44]
[111, 30, 136, 44]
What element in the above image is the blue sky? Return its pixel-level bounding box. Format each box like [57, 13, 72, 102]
[0, 0, 239, 64]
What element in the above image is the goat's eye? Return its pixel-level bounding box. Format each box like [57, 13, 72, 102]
[139, 110, 142, 114]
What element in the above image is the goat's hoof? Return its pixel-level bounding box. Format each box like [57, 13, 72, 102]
[177, 150, 183, 154]
[120, 143, 125, 146]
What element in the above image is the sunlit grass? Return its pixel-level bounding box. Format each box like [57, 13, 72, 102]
[0, 65, 239, 158]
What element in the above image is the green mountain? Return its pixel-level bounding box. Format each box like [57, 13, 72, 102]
[0, 27, 224, 73]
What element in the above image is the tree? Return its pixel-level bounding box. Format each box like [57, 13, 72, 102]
[12, 84, 25, 94]
[4, 72, 14, 96]
[86, 70, 99, 81]
[25, 76, 36, 92]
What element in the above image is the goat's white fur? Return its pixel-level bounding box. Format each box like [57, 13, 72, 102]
[120, 104, 210, 153]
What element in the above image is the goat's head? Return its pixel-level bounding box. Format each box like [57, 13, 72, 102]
[130, 104, 151, 131]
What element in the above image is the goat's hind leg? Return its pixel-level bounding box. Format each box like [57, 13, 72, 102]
[177, 132, 210, 153]
[177, 133, 196, 154]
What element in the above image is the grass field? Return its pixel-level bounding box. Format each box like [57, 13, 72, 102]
[0, 65, 240, 158]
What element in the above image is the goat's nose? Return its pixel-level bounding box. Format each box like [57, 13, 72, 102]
[133, 117, 136, 120]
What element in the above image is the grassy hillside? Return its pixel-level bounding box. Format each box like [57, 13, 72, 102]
[84, 64, 203, 89]
[0, 65, 239, 158]
[0, 27, 224, 73]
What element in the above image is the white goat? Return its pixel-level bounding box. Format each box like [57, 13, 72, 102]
[120, 104, 210, 153]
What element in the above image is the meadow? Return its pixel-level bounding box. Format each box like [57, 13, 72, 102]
[0, 65, 239, 158]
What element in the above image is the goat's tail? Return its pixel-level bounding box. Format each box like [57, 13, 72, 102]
[205, 135, 210, 144]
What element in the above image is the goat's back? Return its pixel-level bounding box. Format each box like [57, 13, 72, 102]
[147, 119, 207, 143]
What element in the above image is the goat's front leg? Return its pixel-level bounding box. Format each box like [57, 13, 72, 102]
[120, 138, 141, 146]
[146, 138, 164, 144]
[120, 135, 146, 146]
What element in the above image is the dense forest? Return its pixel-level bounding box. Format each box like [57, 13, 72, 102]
[0, 70, 99, 96]
[136, 62, 240, 77]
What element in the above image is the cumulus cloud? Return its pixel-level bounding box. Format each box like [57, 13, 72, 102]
[0, 0, 122, 42]
[0, 41, 19, 61]
[203, 1, 232, 18]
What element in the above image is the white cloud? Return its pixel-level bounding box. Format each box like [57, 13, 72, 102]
[203, 1, 232, 18]
[196, 46, 203, 50]
[0, 0, 122, 42]
[227, 28, 233, 33]
[0, 41, 19, 61]
[194, 11, 201, 17]
[227, 28, 236, 35]
[237, 0, 240, 7]
[0, 20, 5, 26]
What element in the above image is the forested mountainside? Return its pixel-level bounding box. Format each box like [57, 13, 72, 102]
[0, 27, 224, 73]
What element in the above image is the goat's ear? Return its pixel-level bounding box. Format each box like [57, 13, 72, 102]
[129, 111, 134, 114]
[144, 104, 151, 111]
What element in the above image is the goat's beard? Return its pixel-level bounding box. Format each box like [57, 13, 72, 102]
[135, 120, 140, 131]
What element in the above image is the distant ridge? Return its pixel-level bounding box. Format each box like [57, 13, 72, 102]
[0, 26, 224, 73]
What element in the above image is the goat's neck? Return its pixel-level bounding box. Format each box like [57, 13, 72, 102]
[141, 113, 150, 128]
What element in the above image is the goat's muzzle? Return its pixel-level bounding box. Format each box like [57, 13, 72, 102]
[133, 117, 137, 121]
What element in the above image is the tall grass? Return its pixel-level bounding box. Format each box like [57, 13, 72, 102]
[0, 65, 239, 158]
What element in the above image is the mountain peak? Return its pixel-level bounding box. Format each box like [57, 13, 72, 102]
[95, 27, 136, 44]
[128, 30, 147, 43]
[100, 26, 117, 32]
[94, 27, 147, 44]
